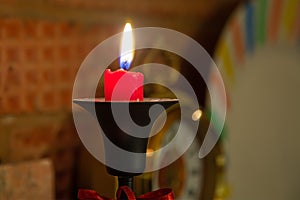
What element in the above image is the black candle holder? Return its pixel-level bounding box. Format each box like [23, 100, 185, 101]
[73, 98, 178, 192]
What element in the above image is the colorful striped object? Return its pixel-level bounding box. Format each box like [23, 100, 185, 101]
[208, 0, 300, 140]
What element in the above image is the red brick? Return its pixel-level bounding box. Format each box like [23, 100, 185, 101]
[75, 42, 94, 60]
[3, 20, 21, 38]
[59, 88, 72, 109]
[6, 47, 20, 62]
[0, 46, 3, 62]
[40, 90, 58, 111]
[5, 65, 22, 89]
[43, 68, 56, 83]
[59, 23, 73, 37]
[43, 46, 55, 61]
[23, 21, 38, 38]
[0, 96, 4, 115]
[2, 0, 17, 4]
[59, 66, 73, 83]
[24, 90, 37, 112]
[42, 22, 55, 38]
[4, 95, 22, 114]
[0, 70, 2, 90]
[24, 47, 38, 62]
[0, 20, 3, 39]
[25, 68, 39, 86]
[59, 45, 70, 60]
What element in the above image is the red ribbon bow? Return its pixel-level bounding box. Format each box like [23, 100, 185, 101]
[78, 186, 174, 200]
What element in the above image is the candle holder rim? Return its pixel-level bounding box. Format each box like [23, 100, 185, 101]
[73, 98, 179, 104]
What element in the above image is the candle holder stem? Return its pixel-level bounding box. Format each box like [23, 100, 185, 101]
[117, 176, 134, 200]
[118, 176, 133, 189]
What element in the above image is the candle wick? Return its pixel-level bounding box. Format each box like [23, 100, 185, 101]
[122, 60, 129, 70]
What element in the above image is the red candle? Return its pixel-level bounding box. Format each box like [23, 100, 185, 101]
[104, 22, 144, 101]
[104, 69, 144, 101]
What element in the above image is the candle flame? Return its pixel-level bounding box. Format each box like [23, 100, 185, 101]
[120, 23, 134, 70]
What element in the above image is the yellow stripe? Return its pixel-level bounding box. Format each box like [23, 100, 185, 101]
[283, 0, 298, 38]
[217, 40, 234, 84]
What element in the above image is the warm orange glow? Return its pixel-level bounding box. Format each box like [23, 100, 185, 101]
[146, 148, 154, 157]
[192, 109, 203, 121]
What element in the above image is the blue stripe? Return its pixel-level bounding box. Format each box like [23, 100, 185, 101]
[245, 2, 255, 53]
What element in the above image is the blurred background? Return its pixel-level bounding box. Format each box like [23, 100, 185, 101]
[0, 0, 299, 199]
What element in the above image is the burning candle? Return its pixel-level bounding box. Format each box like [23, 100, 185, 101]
[104, 23, 144, 101]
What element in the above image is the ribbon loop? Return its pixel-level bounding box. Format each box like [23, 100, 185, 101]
[78, 186, 174, 200]
[117, 186, 136, 200]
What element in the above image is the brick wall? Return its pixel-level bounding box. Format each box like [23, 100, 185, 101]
[0, 18, 106, 199]
[0, 19, 106, 114]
